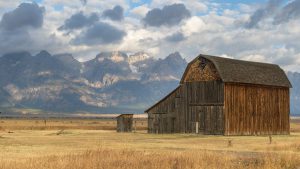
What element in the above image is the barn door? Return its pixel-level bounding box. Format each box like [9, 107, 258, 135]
[193, 106, 224, 135]
[204, 106, 224, 135]
[198, 111, 205, 134]
[170, 118, 175, 133]
[157, 114, 167, 133]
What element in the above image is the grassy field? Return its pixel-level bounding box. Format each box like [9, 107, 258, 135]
[0, 118, 300, 169]
[0, 118, 147, 130]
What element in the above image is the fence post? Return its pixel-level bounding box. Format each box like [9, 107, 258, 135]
[134, 120, 137, 133]
[228, 140, 232, 147]
[196, 122, 199, 134]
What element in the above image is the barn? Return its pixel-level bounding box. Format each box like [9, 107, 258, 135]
[116, 114, 133, 132]
[145, 54, 292, 135]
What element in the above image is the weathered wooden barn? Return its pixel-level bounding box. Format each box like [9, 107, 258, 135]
[116, 114, 133, 132]
[145, 54, 292, 135]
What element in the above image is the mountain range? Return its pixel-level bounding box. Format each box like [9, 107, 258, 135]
[0, 51, 186, 115]
[0, 50, 299, 116]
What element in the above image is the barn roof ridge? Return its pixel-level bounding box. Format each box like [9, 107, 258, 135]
[200, 54, 279, 66]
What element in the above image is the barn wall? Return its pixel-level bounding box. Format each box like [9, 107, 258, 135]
[148, 57, 224, 134]
[148, 81, 225, 134]
[224, 83, 290, 135]
[147, 88, 184, 133]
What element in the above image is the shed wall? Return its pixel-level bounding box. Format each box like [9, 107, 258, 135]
[117, 115, 133, 132]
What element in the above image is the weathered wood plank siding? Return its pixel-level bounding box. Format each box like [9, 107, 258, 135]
[147, 87, 184, 133]
[185, 81, 224, 134]
[148, 63, 225, 134]
[224, 83, 290, 135]
[117, 114, 134, 132]
[148, 81, 225, 134]
[189, 106, 224, 134]
[182, 57, 221, 82]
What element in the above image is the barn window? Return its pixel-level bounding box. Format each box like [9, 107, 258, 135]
[200, 57, 207, 70]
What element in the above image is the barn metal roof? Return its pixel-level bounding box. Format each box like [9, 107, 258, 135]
[180, 54, 292, 88]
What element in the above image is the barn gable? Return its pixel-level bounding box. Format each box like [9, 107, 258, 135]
[182, 57, 221, 82]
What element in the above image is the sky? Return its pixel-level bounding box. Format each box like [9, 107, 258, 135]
[0, 0, 299, 72]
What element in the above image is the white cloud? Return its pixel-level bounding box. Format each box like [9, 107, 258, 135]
[182, 16, 206, 36]
[242, 54, 267, 62]
[130, 4, 150, 17]
[220, 54, 233, 59]
[184, 0, 208, 14]
[0, 1, 22, 18]
[150, 0, 207, 14]
[297, 54, 300, 64]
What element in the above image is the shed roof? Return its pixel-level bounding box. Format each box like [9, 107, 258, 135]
[117, 114, 133, 118]
[180, 54, 292, 88]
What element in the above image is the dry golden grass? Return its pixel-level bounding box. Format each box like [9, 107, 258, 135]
[0, 118, 147, 130]
[291, 118, 300, 133]
[1, 148, 300, 169]
[0, 118, 300, 169]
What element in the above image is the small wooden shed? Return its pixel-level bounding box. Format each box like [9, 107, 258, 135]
[145, 54, 292, 135]
[116, 114, 133, 132]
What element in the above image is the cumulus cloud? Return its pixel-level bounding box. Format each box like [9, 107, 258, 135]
[0, 2, 59, 56]
[182, 16, 206, 35]
[245, 0, 300, 28]
[131, 5, 150, 17]
[273, 0, 300, 24]
[165, 32, 186, 42]
[80, 0, 87, 5]
[102, 5, 124, 21]
[242, 54, 267, 62]
[143, 3, 191, 27]
[0, 29, 32, 54]
[58, 12, 99, 30]
[72, 22, 126, 45]
[244, 0, 283, 28]
[0, 2, 45, 31]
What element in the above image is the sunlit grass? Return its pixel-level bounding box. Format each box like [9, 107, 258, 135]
[0, 118, 299, 168]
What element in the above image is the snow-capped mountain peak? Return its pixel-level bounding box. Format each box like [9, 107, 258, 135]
[128, 52, 151, 64]
[95, 51, 128, 63]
